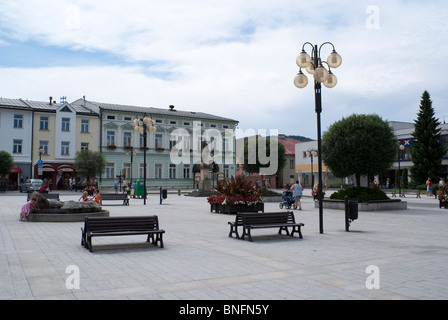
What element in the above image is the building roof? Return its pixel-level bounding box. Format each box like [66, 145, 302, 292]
[71, 98, 239, 124]
[0, 97, 97, 116]
[278, 135, 302, 155]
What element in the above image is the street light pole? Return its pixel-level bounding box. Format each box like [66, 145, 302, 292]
[134, 115, 156, 205]
[294, 42, 342, 234]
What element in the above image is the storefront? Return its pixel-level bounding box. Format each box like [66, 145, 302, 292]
[33, 163, 76, 190]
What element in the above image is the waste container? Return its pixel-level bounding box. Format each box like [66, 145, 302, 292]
[344, 196, 358, 231]
[162, 189, 167, 199]
[132, 180, 147, 198]
[348, 200, 358, 220]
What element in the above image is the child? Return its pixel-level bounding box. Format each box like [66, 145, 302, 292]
[20, 197, 37, 221]
[92, 189, 101, 205]
[78, 191, 89, 201]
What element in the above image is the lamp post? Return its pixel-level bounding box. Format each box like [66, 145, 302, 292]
[126, 149, 137, 189]
[294, 42, 342, 234]
[398, 144, 405, 197]
[134, 115, 156, 205]
[306, 149, 318, 189]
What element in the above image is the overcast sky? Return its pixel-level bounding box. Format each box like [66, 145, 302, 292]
[1, 0, 447, 139]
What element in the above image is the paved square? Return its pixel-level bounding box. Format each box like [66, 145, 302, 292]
[1, 191, 447, 300]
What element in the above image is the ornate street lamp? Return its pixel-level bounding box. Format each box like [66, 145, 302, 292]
[294, 42, 341, 234]
[134, 115, 156, 205]
[306, 149, 318, 189]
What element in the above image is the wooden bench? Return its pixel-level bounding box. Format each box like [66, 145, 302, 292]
[81, 215, 165, 252]
[228, 213, 244, 239]
[402, 189, 421, 198]
[229, 211, 304, 242]
[27, 192, 60, 201]
[100, 193, 129, 205]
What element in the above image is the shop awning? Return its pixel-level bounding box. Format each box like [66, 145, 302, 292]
[9, 165, 23, 174]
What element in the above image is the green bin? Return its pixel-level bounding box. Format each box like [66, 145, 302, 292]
[132, 180, 147, 197]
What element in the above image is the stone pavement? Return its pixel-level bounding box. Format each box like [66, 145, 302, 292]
[1, 190, 447, 300]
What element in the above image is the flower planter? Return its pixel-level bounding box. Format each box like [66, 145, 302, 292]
[210, 203, 264, 214]
[440, 200, 448, 209]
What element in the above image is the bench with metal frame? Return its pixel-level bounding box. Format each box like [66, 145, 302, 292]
[81, 215, 165, 252]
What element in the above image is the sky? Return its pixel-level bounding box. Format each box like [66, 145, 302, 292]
[1, 0, 447, 140]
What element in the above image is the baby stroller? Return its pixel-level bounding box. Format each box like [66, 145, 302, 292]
[279, 189, 294, 209]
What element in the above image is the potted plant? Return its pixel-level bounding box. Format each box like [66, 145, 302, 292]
[207, 176, 264, 214]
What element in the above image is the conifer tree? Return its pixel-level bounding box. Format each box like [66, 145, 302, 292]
[410, 91, 445, 184]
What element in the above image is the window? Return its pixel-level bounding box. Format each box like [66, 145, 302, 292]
[123, 162, 131, 179]
[139, 134, 145, 148]
[106, 115, 115, 120]
[39, 141, 49, 155]
[106, 162, 115, 179]
[183, 164, 190, 179]
[13, 139, 22, 154]
[61, 118, 70, 131]
[169, 164, 176, 179]
[170, 135, 178, 150]
[61, 141, 70, 155]
[290, 159, 294, 169]
[14, 115, 23, 128]
[155, 134, 163, 149]
[106, 131, 115, 146]
[139, 163, 147, 179]
[40, 116, 49, 130]
[123, 131, 132, 147]
[81, 142, 89, 151]
[224, 165, 230, 178]
[81, 119, 89, 133]
[155, 164, 162, 179]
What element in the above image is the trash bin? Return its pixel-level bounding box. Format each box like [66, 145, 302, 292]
[344, 196, 358, 232]
[162, 189, 167, 199]
[133, 180, 147, 198]
[348, 200, 358, 220]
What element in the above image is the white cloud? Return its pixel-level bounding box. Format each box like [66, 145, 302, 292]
[1, 0, 448, 138]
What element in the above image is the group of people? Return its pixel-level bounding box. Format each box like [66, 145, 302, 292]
[78, 189, 101, 204]
[426, 177, 445, 196]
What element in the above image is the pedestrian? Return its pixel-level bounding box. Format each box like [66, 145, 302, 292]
[114, 178, 119, 193]
[439, 177, 445, 192]
[78, 191, 89, 201]
[290, 180, 303, 210]
[20, 197, 37, 221]
[426, 177, 433, 196]
[92, 189, 101, 205]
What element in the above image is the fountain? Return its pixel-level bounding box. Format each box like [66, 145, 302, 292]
[27, 192, 110, 222]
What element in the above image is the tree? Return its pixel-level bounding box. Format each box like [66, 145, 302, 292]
[241, 136, 286, 176]
[410, 91, 446, 184]
[321, 114, 396, 186]
[0, 151, 14, 178]
[74, 150, 107, 179]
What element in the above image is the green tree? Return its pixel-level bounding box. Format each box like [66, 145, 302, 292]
[0, 151, 14, 178]
[410, 91, 446, 184]
[74, 150, 107, 179]
[242, 136, 286, 176]
[321, 114, 396, 186]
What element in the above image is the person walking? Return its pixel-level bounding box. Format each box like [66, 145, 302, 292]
[426, 177, 433, 196]
[290, 180, 303, 210]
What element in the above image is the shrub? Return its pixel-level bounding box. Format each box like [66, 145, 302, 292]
[330, 187, 389, 202]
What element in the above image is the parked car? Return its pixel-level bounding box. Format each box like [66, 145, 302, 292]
[19, 179, 43, 193]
